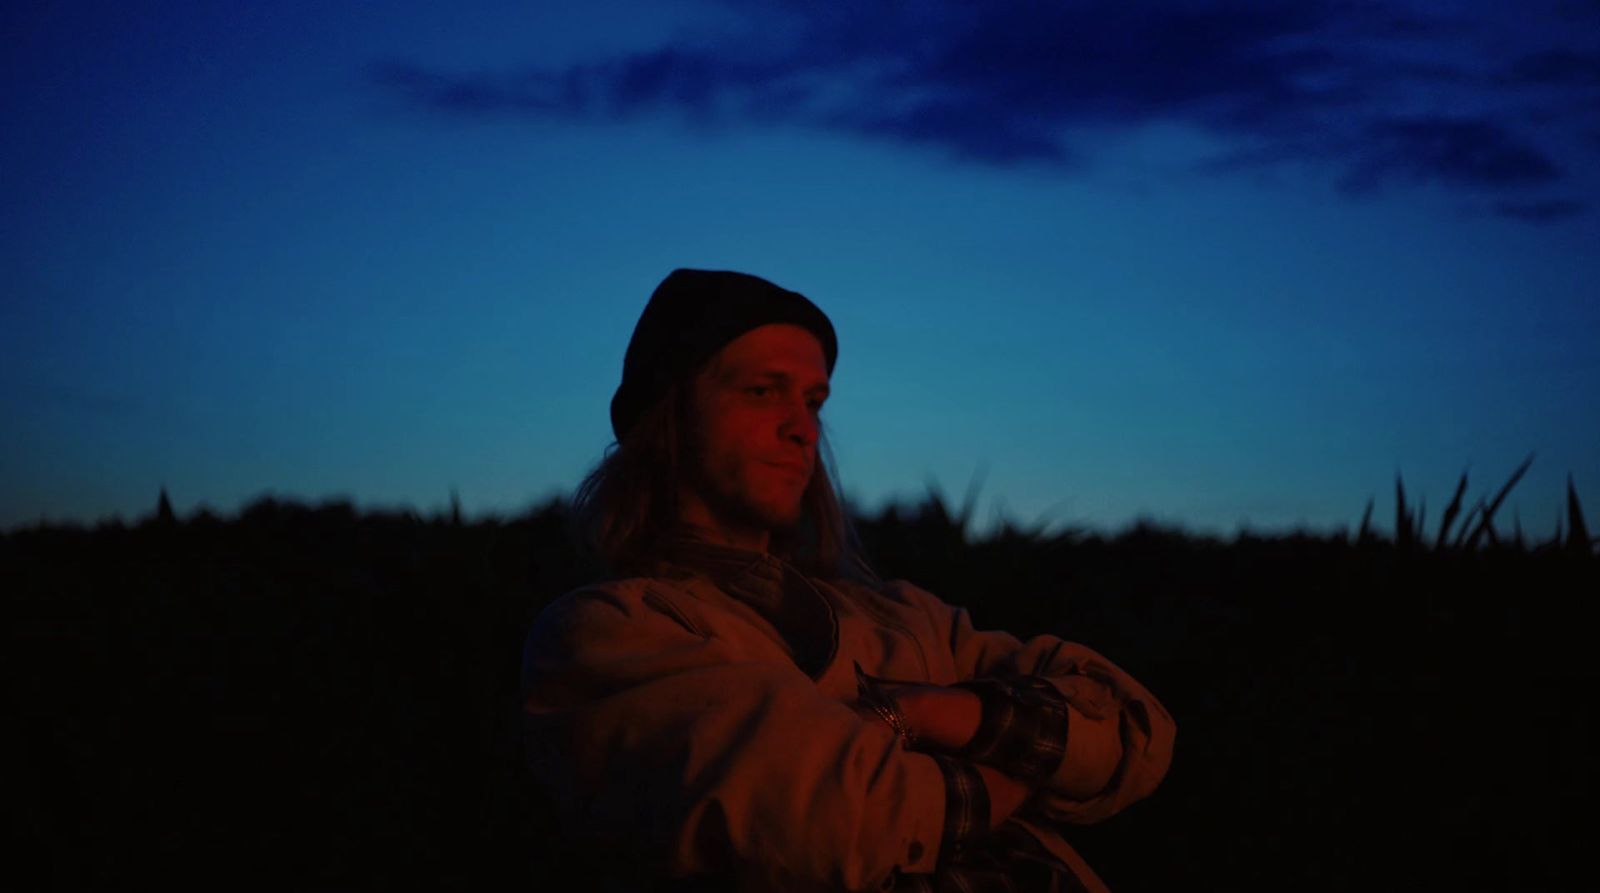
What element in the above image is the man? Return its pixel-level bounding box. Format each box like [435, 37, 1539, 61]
[522, 269, 1175, 892]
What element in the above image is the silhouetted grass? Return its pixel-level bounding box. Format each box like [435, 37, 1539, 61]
[5, 468, 1595, 891]
[1374, 454, 1595, 555]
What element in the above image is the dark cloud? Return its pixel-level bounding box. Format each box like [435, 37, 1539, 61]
[822, 94, 1079, 166]
[374, 1, 1593, 222]
[371, 51, 803, 121]
[373, 62, 570, 116]
[1492, 198, 1587, 221]
[1505, 49, 1600, 86]
[1340, 117, 1563, 192]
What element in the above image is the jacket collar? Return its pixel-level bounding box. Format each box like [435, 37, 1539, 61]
[654, 525, 838, 679]
[655, 526, 790, 618]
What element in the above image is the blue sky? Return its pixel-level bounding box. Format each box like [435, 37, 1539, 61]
[4, 0, 1597, 539]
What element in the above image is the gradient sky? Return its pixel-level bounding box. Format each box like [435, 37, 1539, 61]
[4, 0, 1598, 539]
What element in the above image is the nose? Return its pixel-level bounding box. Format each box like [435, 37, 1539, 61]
[780, 396, 818, 448]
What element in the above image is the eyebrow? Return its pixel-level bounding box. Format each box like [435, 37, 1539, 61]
[749, 370, 830, 398]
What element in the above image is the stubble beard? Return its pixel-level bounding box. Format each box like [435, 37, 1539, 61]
[693, 454, 803, 539]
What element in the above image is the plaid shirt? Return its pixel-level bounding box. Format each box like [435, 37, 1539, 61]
[882, 674, 1085, 892]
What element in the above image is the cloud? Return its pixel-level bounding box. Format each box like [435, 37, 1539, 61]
[373, 1, 1595, 222]
[1492, 198, 1587, 221]
[821, 94, 1080, 166]
[1506, 49, 1600, 86]
[1340, 116, 1563, 192]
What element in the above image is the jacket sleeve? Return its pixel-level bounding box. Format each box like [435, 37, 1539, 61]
[877, 578, 1176, 826]
[520, 584, 949, 891]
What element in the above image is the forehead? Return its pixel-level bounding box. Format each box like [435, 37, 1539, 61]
[710, 323, 829, 381]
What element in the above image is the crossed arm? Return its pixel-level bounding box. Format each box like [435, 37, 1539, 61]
[854, 681, 1034, 830]
[522, 580, 1174, 889]
[873, 577, 1176, 831]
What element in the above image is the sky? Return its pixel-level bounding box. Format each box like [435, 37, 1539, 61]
[4, 0, 1598, 540]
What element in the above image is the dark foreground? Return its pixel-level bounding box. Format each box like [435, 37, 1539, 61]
[7, 491, 1596, 891]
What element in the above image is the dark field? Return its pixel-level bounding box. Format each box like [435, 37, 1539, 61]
[7, 484, 1596, 891]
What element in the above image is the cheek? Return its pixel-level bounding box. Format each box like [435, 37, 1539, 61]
[704, 443, 755, 487]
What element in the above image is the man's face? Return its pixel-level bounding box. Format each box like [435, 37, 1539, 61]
[679, 323, 830, 551]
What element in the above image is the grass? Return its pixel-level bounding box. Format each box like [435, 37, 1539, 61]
[1354, 452, 1596, 554]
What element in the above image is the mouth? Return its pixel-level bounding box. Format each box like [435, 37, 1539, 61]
[766, 462, 811, 478]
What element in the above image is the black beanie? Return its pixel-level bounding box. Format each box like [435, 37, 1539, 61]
[610, 268, 838, 443]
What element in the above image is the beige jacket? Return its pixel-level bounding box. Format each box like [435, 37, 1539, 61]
[520, 538, 1175, 892]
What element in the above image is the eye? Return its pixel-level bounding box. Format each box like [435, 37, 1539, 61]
[747, 386, 823, 413]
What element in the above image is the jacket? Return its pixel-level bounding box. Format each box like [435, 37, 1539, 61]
[520, 532, 1176, 892]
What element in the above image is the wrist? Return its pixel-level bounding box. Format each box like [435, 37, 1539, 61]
[898, 685, 982, 752]
[854, 661, 918, 747]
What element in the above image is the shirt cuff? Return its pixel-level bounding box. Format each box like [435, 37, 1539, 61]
[951, 673, 1070, 781]
[927, 753, 990, 862]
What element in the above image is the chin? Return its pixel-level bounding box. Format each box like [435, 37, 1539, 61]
[755, 500, 805, 532]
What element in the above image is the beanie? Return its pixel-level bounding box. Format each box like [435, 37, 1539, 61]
[610, 268, 838, 443]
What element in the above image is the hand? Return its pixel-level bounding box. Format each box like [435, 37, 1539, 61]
[873, 683, 982, 753]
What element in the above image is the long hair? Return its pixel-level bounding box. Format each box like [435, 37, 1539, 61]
[567, 359, 881, 587]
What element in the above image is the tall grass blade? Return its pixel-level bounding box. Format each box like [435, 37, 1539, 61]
[1358, 497, 1374, 543]
[1453, 500, 1483, 551]
[1567, 474, 1592, 553]
[156, 487, 176, 525]
[1465, 452, 1534, 550]
[1434, 470, 1469, 552]
[921, 476, 962, 545]
[1395, 474, 1413, 549]
[922, 477, 948, 522]
[958, 462, 988, 544]
[1026, 496, 1077, 544]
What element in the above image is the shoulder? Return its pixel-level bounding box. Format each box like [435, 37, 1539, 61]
[530, 576, 702, 643]
[861, 577, 950, 612]
[521, 575, 729, 697]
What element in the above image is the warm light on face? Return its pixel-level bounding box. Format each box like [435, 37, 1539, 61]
[678, 324, 830, 550]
